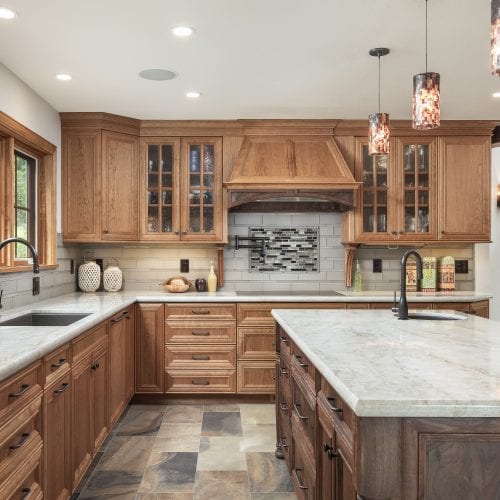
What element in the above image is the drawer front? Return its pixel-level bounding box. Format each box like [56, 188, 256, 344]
[165, 370, 236, 393]
[278, 327, 292, 359]
[279, 412, 293, 471]
[238, 327, 275, 360]
[165, 321, 236, 344]
[43, 344, 70, 387]
[237, 361, 275, 394]
[291, 349, 316, 408]
[166, 303, 236, 321]
[292, 381, 316, 450]
[291, 423, 316, 500]
[72, 322, 108, 363]
[433, 302, 470, 313]
[165, 345, 236, 370]
[0, 364, 41, 418]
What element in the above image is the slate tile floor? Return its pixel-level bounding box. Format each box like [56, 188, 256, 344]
[73, 403, 297, 500]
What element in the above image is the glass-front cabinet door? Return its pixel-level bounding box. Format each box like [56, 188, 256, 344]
[140, 139, 180, 240]
[394, 137, 436, 241]
[180, 137, 222, 241]
[354, 139, 395, 241]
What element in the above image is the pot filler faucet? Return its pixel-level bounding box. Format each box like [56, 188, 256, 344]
[398, 249, 423, 320]
[0, 237, 40, 310]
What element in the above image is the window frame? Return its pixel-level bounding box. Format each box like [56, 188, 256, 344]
[0, 112, 57, 273]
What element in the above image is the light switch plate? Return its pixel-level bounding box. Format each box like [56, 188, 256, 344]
[373, 259, 383, 273]
[180, 259, 189, 273]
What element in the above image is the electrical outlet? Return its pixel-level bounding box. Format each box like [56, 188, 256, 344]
[455, 260, 469, 274]
[373, 259, 382, 273]
[180, 259, 189, 273]
[70, 259, 75, 274]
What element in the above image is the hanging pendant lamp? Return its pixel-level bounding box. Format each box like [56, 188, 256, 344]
[492, 0, 500, 75]
[412, 0, 440, 130]
[368, 48, 390, 156]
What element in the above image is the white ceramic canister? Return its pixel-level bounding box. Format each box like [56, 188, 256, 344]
[78, 256, 101, 293]
[103, 258, 123, 292]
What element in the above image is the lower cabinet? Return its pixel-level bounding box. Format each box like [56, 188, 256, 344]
[71, 325, 109, 489]
[43, 372, 71, 500]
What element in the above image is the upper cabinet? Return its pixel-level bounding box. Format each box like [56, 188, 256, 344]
[438, 136, 491, 242]
[140, 137, 224, 242]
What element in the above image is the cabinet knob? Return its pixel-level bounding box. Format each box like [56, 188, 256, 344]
[174, 230, 179, 235]
[103, 228, 109, 233]
[182, 230, 187, 235]
[323, 443, 339, 460]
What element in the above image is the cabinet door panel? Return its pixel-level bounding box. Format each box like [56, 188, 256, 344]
[439, 136, 490, 241]
[101, 131, 139, 240]
[92, 345, 109, 454]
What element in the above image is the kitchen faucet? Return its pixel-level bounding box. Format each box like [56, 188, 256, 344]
[398, 249, 423, 320]
[0, 237, 40, 309]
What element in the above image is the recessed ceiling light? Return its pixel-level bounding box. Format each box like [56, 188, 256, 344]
[56, 74, 72, 81]
[139, 68, 176, 81]
[172, 26, 194, 38]
[186, 91, 201, 99]
[0, 6, 17, 19]
[493, 92, 500, 98]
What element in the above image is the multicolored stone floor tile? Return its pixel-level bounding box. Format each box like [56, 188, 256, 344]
[74, 403, 297, 500]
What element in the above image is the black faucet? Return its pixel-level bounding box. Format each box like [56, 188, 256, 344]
[0, 238, 40, 304]
[398, 249, 423, 320]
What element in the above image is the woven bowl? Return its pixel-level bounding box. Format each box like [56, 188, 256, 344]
[163, 276, 192, 293]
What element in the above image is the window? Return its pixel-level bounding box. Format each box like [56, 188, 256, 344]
[14, 150, 37, 259]
[0, 111, 57, 272]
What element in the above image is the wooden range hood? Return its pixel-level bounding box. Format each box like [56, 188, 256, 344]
[224, 135, 360, 212]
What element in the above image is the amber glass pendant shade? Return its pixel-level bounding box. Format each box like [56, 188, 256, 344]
[412, 72, 440, 130]
[368, 113, 390, 156]
[492, 0, 500, 75]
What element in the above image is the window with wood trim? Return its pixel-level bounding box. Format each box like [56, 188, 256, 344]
[0, 112, 57, 273]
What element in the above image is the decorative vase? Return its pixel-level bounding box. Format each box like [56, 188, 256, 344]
[103, 259, 123, 292]
[78, 257, 101, 293]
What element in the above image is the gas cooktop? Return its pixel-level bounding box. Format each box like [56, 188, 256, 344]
[235, 290, 345, 296]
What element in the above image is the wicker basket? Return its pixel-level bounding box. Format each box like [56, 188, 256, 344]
[163, 276, 191, 293]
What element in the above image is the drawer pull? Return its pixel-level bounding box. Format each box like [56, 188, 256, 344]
[280, 436, 289, 448]
[192, 309, 210, 315]
[326, 397, 343, 414]
[294, 468, 308, 490]
[21, 488, 31, 500]
[293, 403, 308, 420]
[192, 331, 210, 336]
[91, 363, 100, 371]
[279, 402, 289, 411]
[295, 355, 308, 368]
[54, 382, 70, 394]
[111, 311, 129, 323]
[280, 336, 289, 343]
[192, 379, 210, 385]
[323, 442, 339, 460]
[192, 354, 210, 360]
[51, 358, 67, 369]
[10, 432, 30, 450]
[9, 383, 30, 398]
[279, 367, 289, 375]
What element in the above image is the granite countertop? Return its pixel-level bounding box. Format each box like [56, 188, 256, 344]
[0, 290, 491, 384]
[272, 309, 500, 418]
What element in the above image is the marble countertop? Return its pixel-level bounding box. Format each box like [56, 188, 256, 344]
[272, 309, 500, 418]
[0, 290, 491, 384]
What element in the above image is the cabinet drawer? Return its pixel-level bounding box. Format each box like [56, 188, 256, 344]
[166, 303, 236, 321]
[237, 361, 275, 394]
[0, 364, 41, 418]
[292, 381, 316, 450]
[165, 345, 236, 370]
[43, 344, 70, 387]
[165, 321, 236, 344]
[291, 424, 316, 500]
[278, 326, 292, 359]
[278, 412, 293, 471]
[165, 370, 236, 393]
[433, 302, 470, 313]
[238, 327, 275, 360]
[291, 347, 316, 407]
[72, 322, 108, 363]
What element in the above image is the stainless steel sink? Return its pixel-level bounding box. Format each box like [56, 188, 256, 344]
[406, 311, 467, 321]
[0, 312, 90, 327]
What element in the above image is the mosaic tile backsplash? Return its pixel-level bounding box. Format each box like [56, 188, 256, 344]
[249, 227, 319, 272]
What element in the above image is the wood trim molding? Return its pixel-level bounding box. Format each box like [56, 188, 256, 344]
[60, 112, 140, 135]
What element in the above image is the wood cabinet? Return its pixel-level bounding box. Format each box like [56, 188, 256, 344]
[165, 303, 237, 394]
[438, 136, 491, 242]
[140, 137, 224, 242]
[62, 127, 139, 242]
[135, 303, 164, 393]
[109, 307, 134, 426]
[71, 324, 109, 489]
[43, 372, 71, 500]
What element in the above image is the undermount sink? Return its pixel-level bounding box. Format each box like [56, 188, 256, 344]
[406, 311, 467, 321]
[0, 312, 90, 327]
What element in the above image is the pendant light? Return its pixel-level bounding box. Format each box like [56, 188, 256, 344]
[412, 0, 440, 130]
[492, 0, 500, 75]
[368, 48, 390, 156]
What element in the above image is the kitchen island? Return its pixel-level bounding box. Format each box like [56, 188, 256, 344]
[272, 309, 500, 499]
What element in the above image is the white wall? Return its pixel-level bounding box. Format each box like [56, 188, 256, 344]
[475, 146, 500, 320]
[0, 63, 61, 231]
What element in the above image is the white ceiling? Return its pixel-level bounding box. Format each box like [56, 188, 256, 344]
[0, 0, 498, 120]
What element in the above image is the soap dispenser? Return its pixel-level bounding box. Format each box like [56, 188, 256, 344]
[207, 260, 217, 292]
